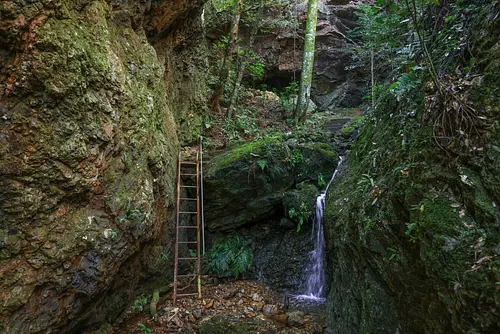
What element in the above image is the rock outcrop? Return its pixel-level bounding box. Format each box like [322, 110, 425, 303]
[0, 0, 206, 332]
[204, 137, 338, 232]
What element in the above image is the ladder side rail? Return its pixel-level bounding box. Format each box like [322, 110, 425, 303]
[173, 151, 182, 305]
[196, 151, 202, 299]
[200, 137, 206, 255]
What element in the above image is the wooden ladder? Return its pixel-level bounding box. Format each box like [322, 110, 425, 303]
[173, 150, 202, 305]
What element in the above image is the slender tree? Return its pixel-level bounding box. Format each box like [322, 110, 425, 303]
[210, 0, 244, 113]
[295, 0, 319, 123]
[227, 0, 265, 118]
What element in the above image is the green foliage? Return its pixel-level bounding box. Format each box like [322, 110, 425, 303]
[287, 147, 303, 168]
[357, 173, 375, 191]
[388, 71, 422, 102]
[247, 51, 265, 80]
[160, 252, 167, 262]
[137, 323, 151, 334]
[119, 200, 144, 224]
[405, 222, 420, 243]
[288, 201, 311, 232]
[363, 219, 375, 231]
[206, 235, 253, 278]
[279, 81, 299, 112]
[341, 116, 365, 137]
[131, 295, 148, 313]
[257, 159, 267, 170]
[211, 0, 239, 12]
[317, 174, 326, 188]
[387, 247, 400, 262]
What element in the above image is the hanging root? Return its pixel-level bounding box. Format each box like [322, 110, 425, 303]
[425, 76, 490, 154]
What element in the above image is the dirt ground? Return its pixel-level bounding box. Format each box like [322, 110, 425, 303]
[115, 280, 326, 334]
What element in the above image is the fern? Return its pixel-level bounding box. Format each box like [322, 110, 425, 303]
[206, 236, 253, 278]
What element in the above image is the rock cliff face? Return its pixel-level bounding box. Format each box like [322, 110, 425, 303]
[0, 0, 206, 332]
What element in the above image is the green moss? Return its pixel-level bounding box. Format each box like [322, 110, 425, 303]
[415, 198, 459, 235]
[304, 142, 338, 161]
[207, 137, 282, 174]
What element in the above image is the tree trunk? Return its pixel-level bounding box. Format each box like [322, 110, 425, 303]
[294, 0, 319, 123]
[210, 0, 243, 114]
[227, 24, 259, 119]
[371, 47, 375, 110]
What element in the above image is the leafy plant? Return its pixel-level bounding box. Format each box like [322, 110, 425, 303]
[137, 323, 151, 334]
[161, 252, 167, 262]
[357, 174, 375, 191]
[288, 201, 311, 232]
[405, 222, 420, 243]
[287, 148, 303, 168]
[279, 81, 299, 112]
[119, 200, 145, 224]
[206, 235, 253, 278]
[131, 295, 148, 313]
[247, 51, 265, 80]
[317, 173, 326, 188]
[257, 159, 267, 170]
[387, 247, 400, 262]
[364, 219, 375, 231]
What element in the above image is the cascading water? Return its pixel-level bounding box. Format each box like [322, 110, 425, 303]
[297, 156, 344, 301]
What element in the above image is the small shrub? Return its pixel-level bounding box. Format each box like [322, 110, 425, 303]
[288, 201, 311, 232]
[131, 295, 148, 313]
[317, 174, 326, 188]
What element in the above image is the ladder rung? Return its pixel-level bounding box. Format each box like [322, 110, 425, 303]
[181, 162, 197, 165]
[180, 198, 197, 201]
[179, 211, 197, 214]
[180, 185, 197, 188]
[181, 173, 197, 176]
[178, 241, 197, 244]
[177, 293, 198, 297]
[177, 226, 198, 229]
[177, 274, 199, 277]
[178, 257, 198, 260]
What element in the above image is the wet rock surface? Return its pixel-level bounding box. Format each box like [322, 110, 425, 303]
[249, 222, 313, 292]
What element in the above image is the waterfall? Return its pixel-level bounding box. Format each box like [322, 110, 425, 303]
[297, 156, 344, 301]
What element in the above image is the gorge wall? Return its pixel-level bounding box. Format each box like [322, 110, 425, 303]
[322, 5, 500, 332]
[0, 0, 206, 332]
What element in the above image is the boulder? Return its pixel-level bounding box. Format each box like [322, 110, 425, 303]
[204, 138, 338, 232]
[204, 138, 295, 232]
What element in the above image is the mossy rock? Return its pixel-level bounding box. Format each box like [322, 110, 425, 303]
[204, 137, 339, 232]
[295, 142, 339, 183]
[204, 138, 293, 232]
